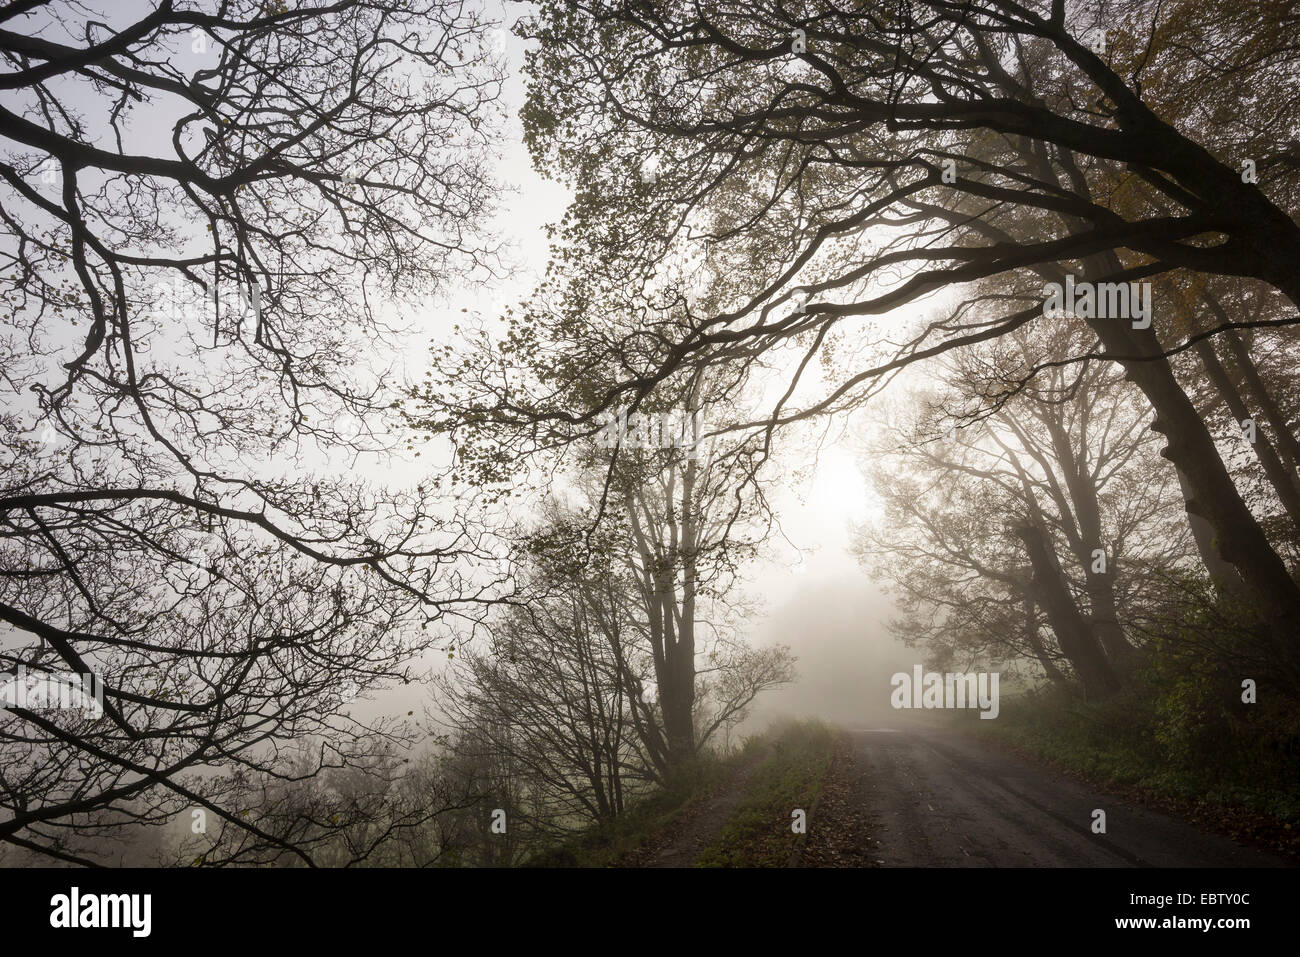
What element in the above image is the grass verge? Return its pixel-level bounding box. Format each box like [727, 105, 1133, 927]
[695, 719, 837, 867]
[522, 751, 743, 867]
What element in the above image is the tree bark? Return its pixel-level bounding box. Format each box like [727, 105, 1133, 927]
[1221, 326, 1300, 484]
[1014, 521, 1121, 700]
[1040, 415, 1132, 665]
[1018, 587, 1071, 688]
[1072, 268, 1300, 677]
[1172, 465, 1249, 596]
[1195, 337, 1300, 532]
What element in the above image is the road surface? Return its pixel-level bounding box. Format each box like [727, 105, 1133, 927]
[846, 726, 1288, 867]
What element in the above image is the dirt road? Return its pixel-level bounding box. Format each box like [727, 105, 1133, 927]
[846, 726, 1288, 867]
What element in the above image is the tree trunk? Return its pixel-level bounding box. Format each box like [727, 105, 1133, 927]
[1018, 587, 1071, 688]
[656, 563, 695, 765]
[1172, 465, 1248, 595]
[1084, 316, 1300, 677]
[1221, 326, 1300, 483]
[1195, 337, 1300, 532]
[1014, 521, 1121, 699]
[1041, 417, 1132, 665]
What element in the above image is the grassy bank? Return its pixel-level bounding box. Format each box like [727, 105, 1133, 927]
[522, 752, 741, 868]
[695, 719, 838, 867]
[524, 719, 840, 867]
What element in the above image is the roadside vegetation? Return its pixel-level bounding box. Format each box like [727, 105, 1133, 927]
[522, 753, 744, 868]
[526, 720, 839, 868]
[961, 656, 1300, 857]
[696, 721, 837, 868]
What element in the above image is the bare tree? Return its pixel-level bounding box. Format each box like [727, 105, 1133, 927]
[0, 0, 508, 864]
